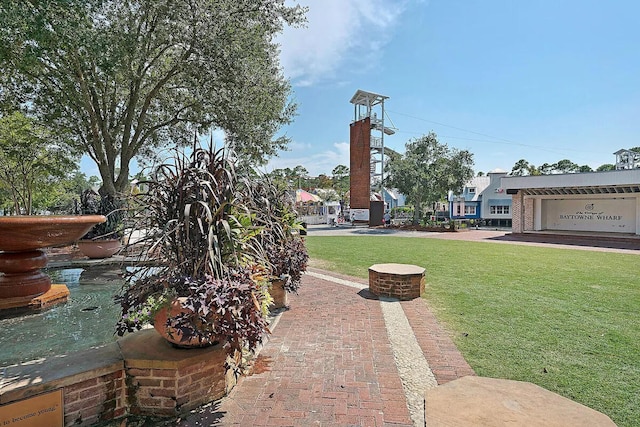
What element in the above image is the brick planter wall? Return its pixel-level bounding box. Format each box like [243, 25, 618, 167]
[64, 370, 126, 426]
[0, 344, 126, 427]
[368, 263, 426, 300]
[1, 329, 234, 426]
[119, 329, 229, 417]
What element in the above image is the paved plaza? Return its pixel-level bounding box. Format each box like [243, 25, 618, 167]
[161, 226, 629, 426]
[166, 266, 474, 426]
[43, 226, 629, 426]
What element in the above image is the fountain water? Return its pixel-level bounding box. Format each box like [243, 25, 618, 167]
[0, 267, 124, 366]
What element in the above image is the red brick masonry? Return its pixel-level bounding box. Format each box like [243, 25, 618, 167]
[64, 370, 126, 426]
[368, 263, 426, 300]
[0, 330, 232, 427]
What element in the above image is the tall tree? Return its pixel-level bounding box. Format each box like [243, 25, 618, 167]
[597, 163, 616, 172]
[0, 112, 78, 214]
[0, 187, 11, 214]
[292, 165, 308, 189]
[538, 163, 554, 175]
[45, 171, 102, 214]
[331, 164, 350, 197]
[511, 159, 539, 176]
[384, 132, 474, 222]
[265, 168, 291, 189]
[316, 174, 332, 189]
[0, 1, 306, 196]
[553, 159, 579, 174]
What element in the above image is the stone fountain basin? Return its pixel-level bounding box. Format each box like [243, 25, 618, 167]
[0, 215, 106, 252]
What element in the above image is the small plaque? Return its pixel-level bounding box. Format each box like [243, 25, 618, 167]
[0, 389, 63, 427]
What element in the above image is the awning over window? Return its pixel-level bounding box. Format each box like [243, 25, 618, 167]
[488, 199, 512, 206]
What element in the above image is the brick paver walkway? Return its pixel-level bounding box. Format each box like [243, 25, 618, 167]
[401, 298, 475, 385]
[43, 239, 477, 426]
[169, 268, 473, 426]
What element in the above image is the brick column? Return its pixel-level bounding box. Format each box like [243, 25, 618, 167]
[511, 191, 524, 233]
[523, 197, 534, 231]
[349, 118, 371, 210]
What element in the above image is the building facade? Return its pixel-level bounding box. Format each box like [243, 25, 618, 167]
[480, 169, 512, 227]
[502, 169, 640, 236]
[449, 175, 490, 221]
[614, 149, 640, 170]
[449, 169, 512, 226]
[382, 187, 406, 210]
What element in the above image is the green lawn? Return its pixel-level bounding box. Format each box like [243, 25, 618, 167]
[305, 235, 640, 426]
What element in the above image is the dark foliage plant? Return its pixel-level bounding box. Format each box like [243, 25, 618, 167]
[241, 177, 308, 293]
[79, 189, 124, 240]
[114, 142, 270, 354]
[266, 236, 309, 293]
[156, 270, 268, 349]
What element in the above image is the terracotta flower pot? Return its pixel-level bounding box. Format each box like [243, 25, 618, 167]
[153, 298, 217, 348]
[270, 279, 288, 309]
[77, 239, 121, 259]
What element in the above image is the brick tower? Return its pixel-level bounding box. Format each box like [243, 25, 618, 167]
[349, 90, 393, 224]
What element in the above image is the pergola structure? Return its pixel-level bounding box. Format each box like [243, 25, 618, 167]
[502, 169, 640, 235]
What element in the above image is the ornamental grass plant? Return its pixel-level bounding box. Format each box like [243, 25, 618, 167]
[242, 177, 308, 293]
[79, 189, 125, 240]
[115, 142, 280, 354]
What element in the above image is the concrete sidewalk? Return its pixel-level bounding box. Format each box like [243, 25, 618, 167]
[306, 225, 640, 254]
[166, 267, 474, 426]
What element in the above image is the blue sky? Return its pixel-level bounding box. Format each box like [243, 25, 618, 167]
[265, 0, 640, 177]
[82, 0, 640, 179]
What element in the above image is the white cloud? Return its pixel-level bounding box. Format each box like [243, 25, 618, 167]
[278, 0, 405, 86]
[265, 1, 412, 176]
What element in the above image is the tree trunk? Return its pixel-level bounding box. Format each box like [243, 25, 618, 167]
[12, 191, 19, 215]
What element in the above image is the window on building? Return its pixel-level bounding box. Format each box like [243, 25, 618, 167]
[490, 205, 510, 215]
[467, 187, 476, 194]
[464, 205, 476, 215]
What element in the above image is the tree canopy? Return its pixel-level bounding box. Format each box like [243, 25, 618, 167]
[331, 164, 350, 197]
[0, 1, 306, 195]
[384, 132, 474, 220]
[511, 159, 539, 176]
[597, 164, 616, 172]
[511, 158, 597, 175]
[0, 112, 79, 214]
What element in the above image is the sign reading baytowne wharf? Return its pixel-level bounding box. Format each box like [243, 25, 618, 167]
[544, 199, 635, 233]
[559, 214, 623, 221]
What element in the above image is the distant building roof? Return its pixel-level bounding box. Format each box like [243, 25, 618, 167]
[468, 176, 490, 191]
[488, 168, 508, 174]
